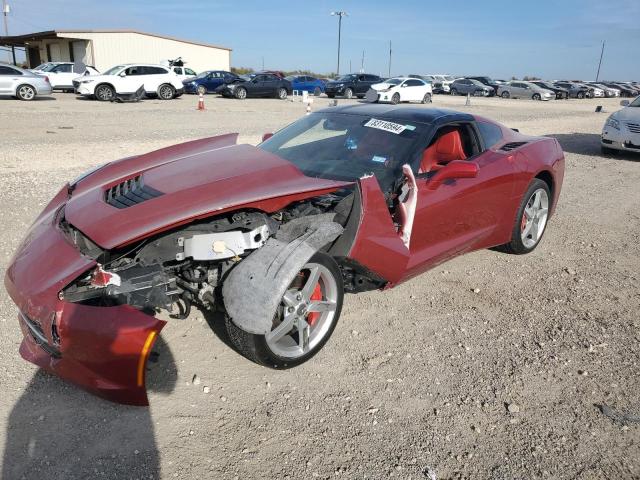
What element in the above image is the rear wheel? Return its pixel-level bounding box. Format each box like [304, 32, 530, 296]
[95, 84, 115, 101]
[225, 252, 343, 368]
[450, 88, 458, 96]
[313, 86, 322, 96]
[532, 93, 541, 101]
[500, 179, 551, 254]
[501, 91, 510, 98]
[577, 91, 585, 99]
[344, 88, 353, 99]
[16, 84, 36, 101]
[421, 92, 432, 104]
[391, 92, 400, 105]
[277, 87, 288, 100]
[157, 83, 175, 100]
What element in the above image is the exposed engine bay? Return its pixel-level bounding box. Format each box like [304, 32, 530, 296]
[59, 187, 386, 324]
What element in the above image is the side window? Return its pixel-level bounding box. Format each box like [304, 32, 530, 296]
[185, 68, 196, 76]
[209, 72, 221, 78]
[477, 122, 503, 150]
[146, 66, 168, 75]
[173, 67, 183, 75]
[358, 75, 366, 82]
[53, 64, 72, 73]
[406, 79, 423, 87]
[125, 66, 141, 75]
[0, 66, 21, 75]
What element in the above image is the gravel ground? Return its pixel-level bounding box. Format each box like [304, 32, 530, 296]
[0, 93, 638, 480]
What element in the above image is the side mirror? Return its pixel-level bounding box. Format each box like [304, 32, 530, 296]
[262, 132, 274, 142]
[427, 160, 478, 190]
[620, 100, 630, 107]
[119, 72, 126, 77]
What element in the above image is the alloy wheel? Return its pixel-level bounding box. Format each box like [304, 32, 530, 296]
[96, 85, 114, 101]
[265, 262, 339, 359]
[18, 85, 35, 100]
[520, 188, 549, 249]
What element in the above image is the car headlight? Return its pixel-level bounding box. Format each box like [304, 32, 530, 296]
[337, 83, 344, 87]
[606, 116, 620, 130]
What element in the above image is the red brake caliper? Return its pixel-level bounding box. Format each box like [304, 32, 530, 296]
[307, 283, 323, 326]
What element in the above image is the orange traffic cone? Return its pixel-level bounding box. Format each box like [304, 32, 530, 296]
[197, 92, 205, 111]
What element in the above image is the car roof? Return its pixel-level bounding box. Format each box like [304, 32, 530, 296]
[316, 104, 473, 125]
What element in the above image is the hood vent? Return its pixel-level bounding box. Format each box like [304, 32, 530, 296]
[104, 175, 164, 209]
[500, 141, 528, 152]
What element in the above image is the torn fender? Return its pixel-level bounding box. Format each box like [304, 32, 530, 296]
[222, 222, 343, 335]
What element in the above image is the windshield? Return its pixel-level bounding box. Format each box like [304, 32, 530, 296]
[195, 71, 210, 79]
[259, 112, 428, 193]
[33, 63, 52, 71]
[629, 96, 640, 107]
[285, 75, 295, 81]
[103, 65, 125, 75]
[384, 78, 403, 85]
[38, 63, 63, 72]
[336, 74, 356, 82]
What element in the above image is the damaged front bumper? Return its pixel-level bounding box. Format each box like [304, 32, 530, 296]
[5, 186, 165, 406]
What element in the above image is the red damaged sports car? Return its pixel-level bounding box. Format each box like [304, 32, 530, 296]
[5, 105, 564, 405]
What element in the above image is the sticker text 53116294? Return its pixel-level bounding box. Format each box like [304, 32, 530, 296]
[364, 118, 407, 135]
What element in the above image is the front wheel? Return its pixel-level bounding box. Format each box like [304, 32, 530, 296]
[501, 91, 510, 98]
[577, 91, 585, 99]
[234, 86, 247, 99]
[94, 84, 115, 101]
[532, 93, 541, 101]
[450, 88, 458, 96]
[391, 92, 400, 105]
[225, 252, 343, 368]
[313, 86, 322, 96]
[344, 88, 353, 99]
[16, 84, 36, 101]
[499, 179, 551, 254]
[421, 92, 432, 104]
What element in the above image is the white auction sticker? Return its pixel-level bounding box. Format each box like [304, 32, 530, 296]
[364, 118, 407, 134]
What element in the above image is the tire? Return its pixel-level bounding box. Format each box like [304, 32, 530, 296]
[344, 88, 353, 99]
[16, 84, 36, 101]
[94, 83, 115, 102]
[577, 91, 585, 99]
[391, 92, 400, 105]
[313, 86, 322, 96]
[196, 85, 206, 95]
[234, 86, 247, 100]
[225, 252, 344, 368]
[276, 87, 288, 100]
[532, 93, 541, 101]
[157, 83, 175, 100]
[501, 91, 510, 99]
[499, 179, 551, 255]
[421, 93, 432, 104]
[450, 88, 458, 96]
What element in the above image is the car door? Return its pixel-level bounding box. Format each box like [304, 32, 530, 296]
[404, 78, 425, 101]
[261, 74, 279, 96]
[205, 71, 221, 91]
[121, 65, 146, 93]
[354, 75, 368, 95]
[142, 66, 171, 92]
[49, 63, 74, 88]
[0, 65, 21, 93]
[404, 121, 516, 280]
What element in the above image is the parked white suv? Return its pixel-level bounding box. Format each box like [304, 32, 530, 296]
[73, 64, 184, 101]
[31, 62, 99, 91]
[170, 66, 197, 81]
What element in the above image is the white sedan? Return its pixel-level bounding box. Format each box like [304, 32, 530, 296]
[368, 77, 432, 104]
[31, 62, 99, 91]
[73, 64, 184, 101]
[601, 96, 640, 154]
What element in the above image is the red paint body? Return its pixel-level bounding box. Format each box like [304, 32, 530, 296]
[5, 114, 565, 405]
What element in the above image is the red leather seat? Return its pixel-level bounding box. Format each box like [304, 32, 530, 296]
[419, 128, 467, 173]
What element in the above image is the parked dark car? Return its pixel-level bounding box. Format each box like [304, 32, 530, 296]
[531, 81, 569, 99]
[324, 73, 383, 99]
[466, 76, 500, 96]
[553, 81, 589, 99]
[217, 73, 292, 99]
[603, 82, 637, 97]
[183, 70, 239, 94]
[285, 75, 325, 96]
[450, 78, 493, 96]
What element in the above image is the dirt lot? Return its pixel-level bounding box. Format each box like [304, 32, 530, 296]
[0, 92, 638, 480]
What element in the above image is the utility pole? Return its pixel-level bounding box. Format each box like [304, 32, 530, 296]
[331, 11, 347, 76]
[361, 50, 364, 73]
[2, 0, 14, 64]
[261, 56, 264, 70]
[388, 41, 392, 78]
[595, 40, 605, 82]
[349, 59, 351, 73]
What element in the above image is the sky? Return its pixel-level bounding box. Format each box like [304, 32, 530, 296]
[3, 0, 639, 80]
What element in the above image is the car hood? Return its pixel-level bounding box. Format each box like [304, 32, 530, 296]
[371, 82, 397, 91]
[612, 107, 640, 122]
[64, 134, 352, 249]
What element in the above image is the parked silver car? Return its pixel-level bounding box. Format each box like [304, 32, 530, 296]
[0, 63, 53, 100]
[497, 81, 555, 101]
[449, 78, 493, 96]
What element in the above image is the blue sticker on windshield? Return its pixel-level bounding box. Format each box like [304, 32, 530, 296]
[371, 155, 386, 163]
[404, 125, 416, 131]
